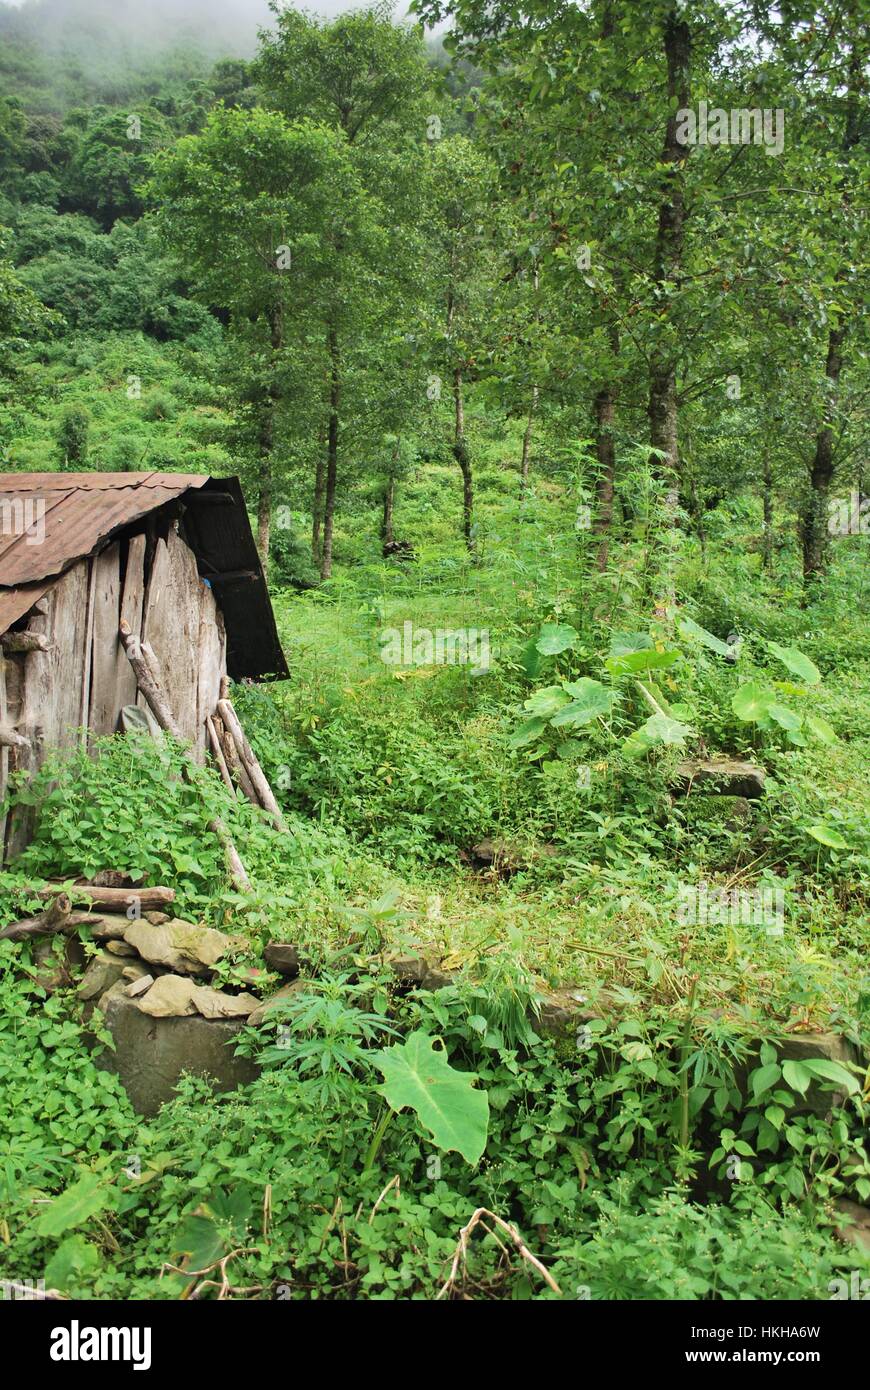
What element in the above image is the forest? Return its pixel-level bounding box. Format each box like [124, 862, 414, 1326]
[0, 0, 868, 1318]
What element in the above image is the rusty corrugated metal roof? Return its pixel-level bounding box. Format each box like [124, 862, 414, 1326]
[0, 472, 288, 681]
[0, 472, 208, 589]
[0, 581, 53, 637]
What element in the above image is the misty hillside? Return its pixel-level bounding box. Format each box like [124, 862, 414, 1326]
[0, 0, 276, 108]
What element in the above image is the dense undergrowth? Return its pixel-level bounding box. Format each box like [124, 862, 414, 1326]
[1, 468, 868, 1300]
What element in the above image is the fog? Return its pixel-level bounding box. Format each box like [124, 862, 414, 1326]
[0, 0, 422, 60]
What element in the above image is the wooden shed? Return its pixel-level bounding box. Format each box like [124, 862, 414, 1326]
[0, 472, 287, 861]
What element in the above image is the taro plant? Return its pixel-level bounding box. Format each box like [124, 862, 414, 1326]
[732, 641, 837, 748]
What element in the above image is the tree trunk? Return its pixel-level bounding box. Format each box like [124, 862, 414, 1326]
[647, 10, 691, 485]
[320, 326, 340, 581]
[593, 387, 616, 570]
[452, 368, 474, 553]
[800, 36, 861, 588]
[256, 449, 272, 578]
[520, 385, 538, 493]
[381, 475, 395, 545]
[520, 267, 541, 494]
[311, 453, 325, 565]
[762, 458, 774, 573]
[256, 303, 284, 578]
[801, 328, 844, 584]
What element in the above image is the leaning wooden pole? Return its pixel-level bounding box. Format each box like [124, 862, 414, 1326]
[118, 621, 251, 892]
[217, 698, 287, 832]
[205, 715, 236, 797]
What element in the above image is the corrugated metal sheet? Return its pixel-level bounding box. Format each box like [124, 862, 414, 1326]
[0, 472, 288, 682]
[0, 580, 53, 636]
[0, 472, 207, 587]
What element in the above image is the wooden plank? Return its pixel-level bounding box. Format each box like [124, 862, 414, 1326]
[41, 563, 91, 753]
[5, 563, 89, 857]
[119, 533, 146, 713]
[0, 656, 8, 856]
[195, 578, 224, 763]
[89, 544, 126, 741]
[79, 558, 97, 748]
[141, 529, 202, 747]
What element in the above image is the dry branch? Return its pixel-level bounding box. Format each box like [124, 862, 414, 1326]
[118, 620, 183, 739]
[437, 1208, 561, 1300]
[217, 698, 287, 831]
[205, 715, 236, 796]
[0, 893, 72, 941]
[220, 719, 259, 806]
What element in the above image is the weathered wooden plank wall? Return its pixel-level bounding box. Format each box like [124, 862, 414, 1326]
[197, 579, 225, 746]
[89, 543, 125, 741]
[141, 527, 206, 757]
[0, 656, 8, 851]
[4, 560, 90, 857]
[2, 526, 230, 859]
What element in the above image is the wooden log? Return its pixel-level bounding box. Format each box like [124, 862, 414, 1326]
[219, 718, 259, 806]
[221, 834, 251, 892]
[0, 631, 51, 653]
[118, 625, 250, 891]
[119, 621, 183, 740]
[205, 715, 236, 796]
[217, 698, 287, 832]
[0, 726, 31, 750]
[38, 883, 175, 910]
[0, 892, 71, 941]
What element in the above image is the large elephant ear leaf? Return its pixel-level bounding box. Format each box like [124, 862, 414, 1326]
[609, 631, 653, 657]
[550, 678, 615, 726]
[623, 712, 694, 757]
[35, 1170, 115, 1239]
[605, 647, 679, 676]
[372, 1031, 489, 1166]
[509, 715, 547, 748]
[807, 823, 849, 850]
[535, 623, 580, 656]
[523, 686, 571, 718]
[767, 641, 821, 685]
[804, 713, 838, 745]
[678, 615, 731, 657]
[732, 681, 773, 722]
